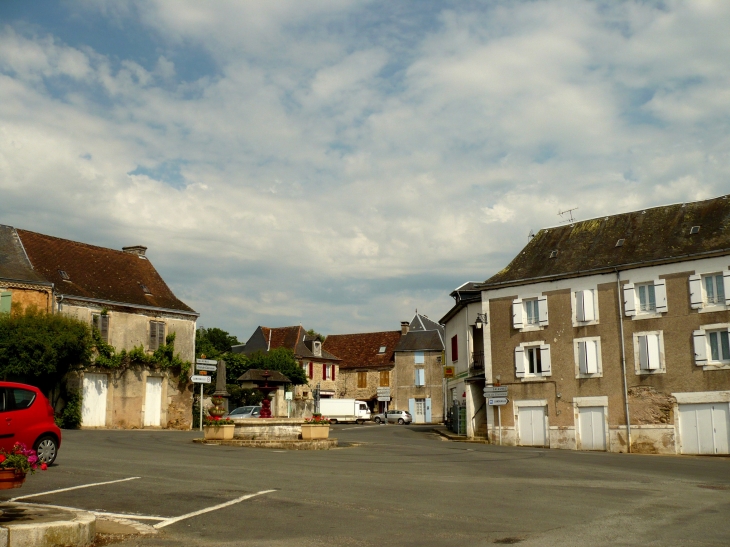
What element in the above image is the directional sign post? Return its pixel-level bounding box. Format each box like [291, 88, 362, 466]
[195, 359, 218, 430]
[488, 397, 509, 406]
[196, 358, 218, 365]
[191, 375, 212, 384]
[484, 386, 508, 398]
[196, 364, 217, 372]
[484, 386, 509, 446]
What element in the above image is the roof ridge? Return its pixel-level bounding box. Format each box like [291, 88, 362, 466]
[16, 228, 141, 257]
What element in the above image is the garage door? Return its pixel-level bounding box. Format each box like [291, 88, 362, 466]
[144, 376, 163, 427]
[578, 406, 607, 451]
[679, 403, 730, 455]
[518, 406, 547, 446]
[82, 373, 108, 427]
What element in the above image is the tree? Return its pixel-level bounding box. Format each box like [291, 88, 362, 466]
[196, 327, 240, 358]
[244, 348, 307, 385]
[306, 328, 326, 342]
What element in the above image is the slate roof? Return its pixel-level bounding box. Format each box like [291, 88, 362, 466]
[322, 331, 402, 370]
[0, 225, 48, 284]
[394, 330, 444, 352]
[243, 325, 340, 361]
[482, 195, 730, 289]
[237, 369, 291, 384]
[14, 228, 195, 313]
[409, 313, 444, 335]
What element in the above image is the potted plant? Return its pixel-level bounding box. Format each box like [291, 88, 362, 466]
[203, 397, 235, 440]
[301, 414, 330, 440]
[0, 443, 47, 490]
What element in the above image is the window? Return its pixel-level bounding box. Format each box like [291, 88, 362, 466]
[322, 364, 335, 381]
[515, 343, 551, 378]
[357, 372, 367, 388]
[58, 270, 70, 281]
[149, 321, 165, 351]
[688, 273, 729, 309]
[312, 341, 322, 357]
[11, 388, 35, 410]
[0, 291, 11, 314]
[633, 331, 665, 374]
[512, 297, 548, 329]
[451, 335, 458, 362]
[574, 289, 597, 324]
[414, 351, 425, 364]
[378, 346, 386, 354]
[574, 337, 602, 377]
[694, 327, 730, 366]
[415, 368, 425, 386]
[379, 371, 389, 387]
[704, 273, 726, 305]
[623, 281, 667, 317]
[92, 313, 110, 343]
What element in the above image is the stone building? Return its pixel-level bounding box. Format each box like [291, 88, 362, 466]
[323, 330, 402, 413]
[443, 195, 730, 454]
[0, 225, 198, 429]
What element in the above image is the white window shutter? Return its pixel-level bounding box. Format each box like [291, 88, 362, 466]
[538, 295, 548, 326]
[586, 340, 599, 374]
[512, 299, 524, 329]
[515, 346, 525, 378]
[578, 341, 587, 374]
[638, 335, 649, 369]
[623, 283, 636, 317]
[540, 344, 551, 375]
[647, 333, 660, 370]
[583, 290, 596, 322]
[654, 280, 668, 313]
[688, 274, 703, 309]
[692, 330, 708, 366]
[724, 271, 730, 306]
[576, 291, 585, 322]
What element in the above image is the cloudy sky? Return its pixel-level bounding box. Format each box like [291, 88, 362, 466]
[1, 1, 729, 341]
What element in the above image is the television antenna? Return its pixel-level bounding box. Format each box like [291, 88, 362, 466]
[558, 207, 578, 224]
[528, 229, 535, 241]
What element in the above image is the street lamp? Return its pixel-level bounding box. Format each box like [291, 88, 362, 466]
[474, 313, 486, 329]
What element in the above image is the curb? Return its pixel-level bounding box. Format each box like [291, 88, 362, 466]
[194, 438, 338, 450]
[432, 428, 490, 444]
[0, 505, 95, 547]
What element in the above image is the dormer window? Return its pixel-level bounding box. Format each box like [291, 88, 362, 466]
[313, 341, 322, 357]
[140, 283, 151, 295]
[59, 270, 70, 281]
[690, 226, 700, 235]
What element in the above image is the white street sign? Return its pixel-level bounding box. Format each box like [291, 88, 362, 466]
[377, 396, 391, 402]
[285, 392, 293, 401]
[484, 386, 508, 398]
[488, 398, 509, 406]
[196, 364, 217, 372]
[191, 375, 212, 384]
[376, 387, 390, 396]
[196, 358, 218, 365]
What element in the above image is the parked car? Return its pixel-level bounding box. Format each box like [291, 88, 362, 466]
[226, 405, 261, 419]
[0, 382, 62, 465]
[372, 410, 412, 425]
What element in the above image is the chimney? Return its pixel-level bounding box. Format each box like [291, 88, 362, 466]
[122, 245, 147, 256]
[401, 321, 409, 336]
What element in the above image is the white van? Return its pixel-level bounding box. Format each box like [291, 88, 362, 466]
[319, 399, 371, 424]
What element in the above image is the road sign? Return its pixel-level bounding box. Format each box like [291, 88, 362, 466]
[488, 397, 509, 406]
[285, 391, 293, 401]
[484, 386, 508, 398]
[191, 375, 212, 384]
[377, 387, 390, 397]
[443, 366, 455, 378]
[196, 358, 218, 365]
[377, 396, 391, 402]
[196, 364, 217, 372]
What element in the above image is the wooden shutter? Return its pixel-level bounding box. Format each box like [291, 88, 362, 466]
[689, 275, 703, 309]
[583, 290, 595, 321]
[654, 280, 668, 313]
[576, 291, 586, 322]
[331, 365, 336, 381]
[723, 271, 730, 306]
[322, 363, 326, 380]
[693, 330, 708, 366]
[0, 291, 11, 314]
[539, 344, 551, 375]
[623, 283, 636, 316]
[451, 335, 458, 361]
[585, 340, 598, 374]
[515, 346, 525, 378]
[578, 341, 587, 374]
[309, 362, 313, 379]
[419, 369, 425, 385]
[150, 321, 157, 350]
[538, 296, 549, 327]
[647, 334, 660, 369]
[512, 299, 524, 329]
[100, 315, 109, 343]
[638, 335, 649, 369]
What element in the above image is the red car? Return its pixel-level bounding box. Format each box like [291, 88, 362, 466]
[0, 382, 62, 465]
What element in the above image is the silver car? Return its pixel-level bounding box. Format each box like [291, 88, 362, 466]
[372, 410, 412, 425]
[227, 405, 261, 419]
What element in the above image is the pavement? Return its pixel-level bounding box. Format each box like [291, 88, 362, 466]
[1, 423, 728, 546]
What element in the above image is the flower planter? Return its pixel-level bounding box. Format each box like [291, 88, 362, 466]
[203, 424, 235, 440]
[0, 469, 27, 490]
[301, 424, 330, 440]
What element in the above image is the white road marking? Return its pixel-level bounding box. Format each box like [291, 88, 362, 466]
[11, 501, 165, 521]
[9, 477, 141, 501]
[153, 489, 276, 529]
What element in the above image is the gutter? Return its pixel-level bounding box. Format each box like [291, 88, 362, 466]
[477, 246, 730, 292]
[0, 276, 53, 287]
[56, 294, 200, 317]
[615, 269, 632, 453]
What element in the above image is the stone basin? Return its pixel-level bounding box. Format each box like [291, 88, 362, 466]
[230, 418, 307, 440]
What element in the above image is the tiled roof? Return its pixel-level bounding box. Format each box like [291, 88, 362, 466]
[15, 228, 195, 313]
[0, 226, 48, 284]
[251, 325, 340, 361]
[482, 195, 730, 288]
[323, 331, 402, 370]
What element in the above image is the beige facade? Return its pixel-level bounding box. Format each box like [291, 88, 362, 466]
[393, 350, 444, 423]
[0, 283, 54, 314]
[337, 367, 393, 405]
[294, 360, 339, 401]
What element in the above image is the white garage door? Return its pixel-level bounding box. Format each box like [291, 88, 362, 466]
[82, 373, 108, 427]
[578, 406, 607, 451]
[679, 403, 730, 455]
[518, 406, 547, 447]
[144, 377, 163, 427]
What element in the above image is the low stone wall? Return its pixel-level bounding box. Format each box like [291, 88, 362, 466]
[232, 418, 306, 440]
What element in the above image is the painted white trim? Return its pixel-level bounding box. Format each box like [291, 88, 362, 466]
[513, 399, 548, 408]
[572, 396, 608, 407]
[573, 336, 603, 378]
[672, 391, 730, 404]
[632, 330, 666, 375]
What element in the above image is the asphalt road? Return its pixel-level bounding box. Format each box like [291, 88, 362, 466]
[2, 424, 729, 546]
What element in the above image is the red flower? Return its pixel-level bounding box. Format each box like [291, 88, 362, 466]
[0, 455, 5, 463]
[40, 463, 47, 471]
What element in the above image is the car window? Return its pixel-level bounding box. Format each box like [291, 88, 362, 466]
[11, 389, 36, 410]
[0, 390, 6, 412]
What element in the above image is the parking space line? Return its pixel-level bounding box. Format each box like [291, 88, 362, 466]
[153, 489, 276, 529]
[10, 501, 166, 521]
[9, 477, 141, 502]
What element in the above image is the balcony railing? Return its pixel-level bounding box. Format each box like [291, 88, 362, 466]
[470, 350, 485, 371]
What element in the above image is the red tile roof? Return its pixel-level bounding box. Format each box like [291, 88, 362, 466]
[323, 331, 402, 370]
[16, 229, 195, 314]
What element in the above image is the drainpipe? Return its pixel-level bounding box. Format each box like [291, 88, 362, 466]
[616, 269, 632, 453]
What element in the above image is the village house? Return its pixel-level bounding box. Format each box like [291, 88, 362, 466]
[237, 325, 341, 414]
[443, 195, 730, 455]
[0, 225, 198, 429]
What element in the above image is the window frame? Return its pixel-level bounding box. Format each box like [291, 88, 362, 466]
[451, 335, 458, 362]
[693, 324, 730, 369]
[379, 370, 390, 387]
[632, 330, 666, 375]
[149, 320, 166, 351]
[572, 288, 599, 326]
[512, 295, 548, 331]
[623, 280, 667, 319]
[414, 367, 425, 387]
[357, 371, 367, 389]
[573, 336, 603, 378]
[515, 341, 552, 380]
[92, 313, 110, 343]
[414, 351, 425, 364]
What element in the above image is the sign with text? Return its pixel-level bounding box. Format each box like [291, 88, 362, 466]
[376, 387, 391, 397]
[484, 386, 508, 398]
[191, 375, 212, 384]
[196, 364, 217, 372]
[196, 358, 218, 365]
[285, 392, 293, 401]
[443, 366, 455, 378]
[488, 398, 509, 406]
[377, 396, 391, 402]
